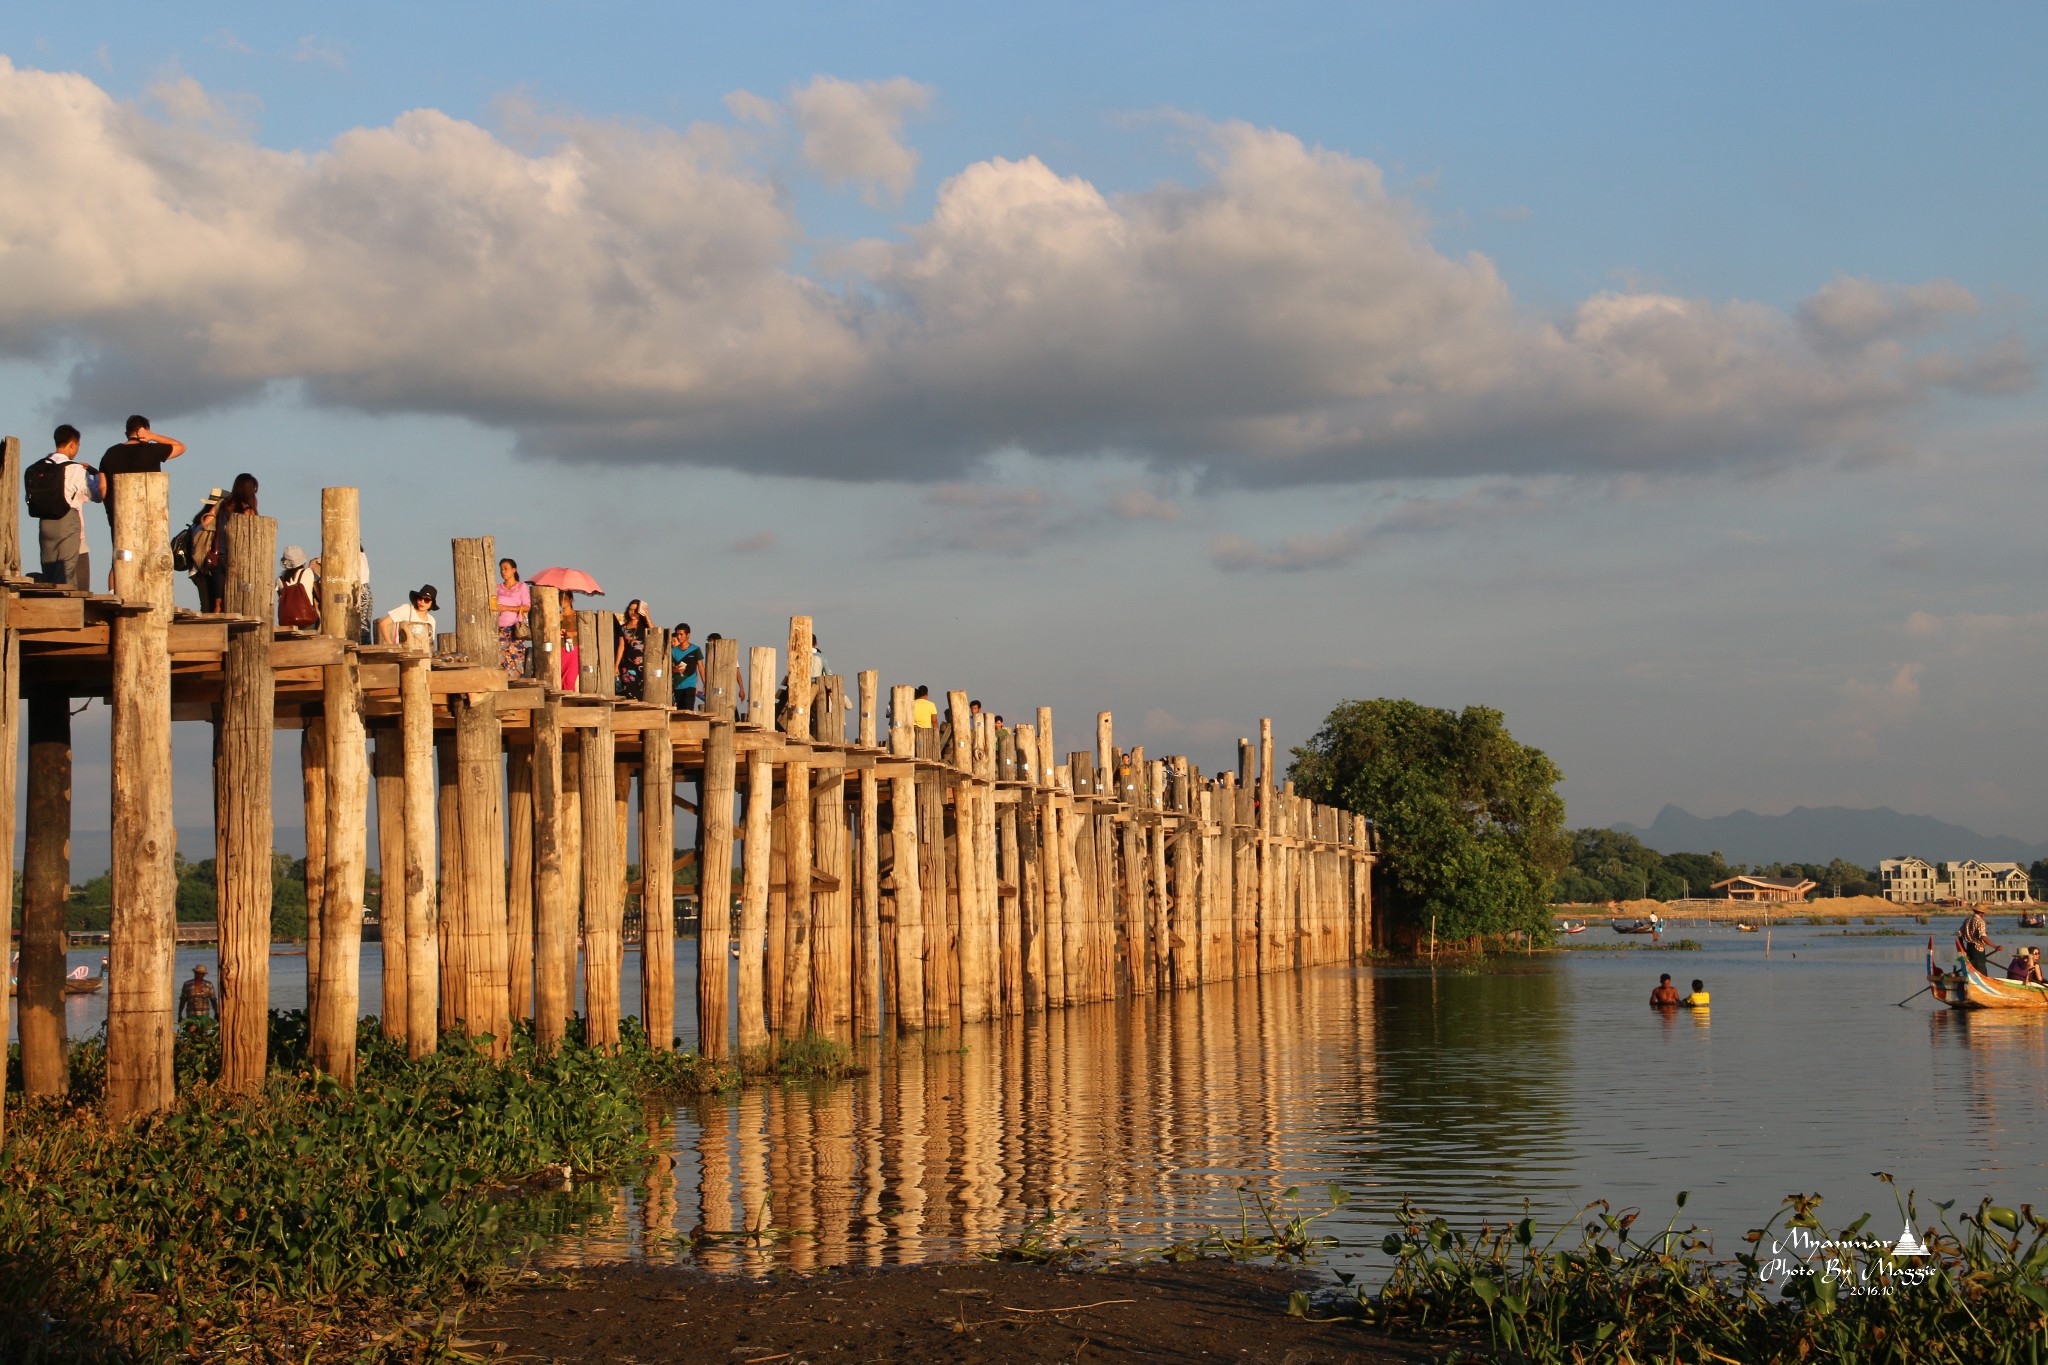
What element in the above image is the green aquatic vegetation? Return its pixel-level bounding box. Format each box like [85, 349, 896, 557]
[0, 1013, 736, 1362]
[741, 1032, 865, 1084]
[1342, 1181, 2048, 1364]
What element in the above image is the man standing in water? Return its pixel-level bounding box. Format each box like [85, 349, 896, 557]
[1649, 973, 1681, 1007]
[1959, 907, 1999, 973]
[178, 964, 217, 1019]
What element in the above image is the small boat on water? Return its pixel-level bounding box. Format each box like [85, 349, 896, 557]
[1555, 919, 1586, 935]
[63, 969, 105, 995]
[1734, 922, 1760, 933]
[1612, 917, 1663, 935]
[1927, 938, 2048, 1011]
[2018, 913, 2046, 929]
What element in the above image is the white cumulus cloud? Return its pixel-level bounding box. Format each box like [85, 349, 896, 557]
[0, 59, 2026, 490]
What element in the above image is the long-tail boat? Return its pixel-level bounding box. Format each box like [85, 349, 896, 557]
[1927, 938, 2048, 1010]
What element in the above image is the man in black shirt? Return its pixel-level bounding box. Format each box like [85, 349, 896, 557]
[100, 413, 187, 548]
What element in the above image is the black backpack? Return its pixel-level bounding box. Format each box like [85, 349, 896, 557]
[24, 456, 72, 520]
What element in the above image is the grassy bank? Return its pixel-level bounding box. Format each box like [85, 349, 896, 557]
[0, 1015, 761, 1363]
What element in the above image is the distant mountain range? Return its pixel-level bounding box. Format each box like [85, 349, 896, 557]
[1611, 805, 2048, 868]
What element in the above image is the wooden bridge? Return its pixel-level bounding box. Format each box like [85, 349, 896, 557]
[0, 436, 1377, 1127]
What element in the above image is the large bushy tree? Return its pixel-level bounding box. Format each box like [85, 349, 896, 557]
[1289, 699, 1567, 943]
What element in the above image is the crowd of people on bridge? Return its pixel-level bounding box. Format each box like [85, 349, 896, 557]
[26, 422, 1029, 737]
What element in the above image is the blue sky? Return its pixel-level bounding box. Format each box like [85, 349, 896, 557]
[4, 3, 2045, 845]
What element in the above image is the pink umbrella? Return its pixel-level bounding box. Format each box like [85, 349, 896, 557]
[529, 566, 604, 596]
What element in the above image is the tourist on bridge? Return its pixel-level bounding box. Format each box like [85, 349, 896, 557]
[671, 624, 702, 710]
[378, 584, 438, 647]
[1649, 973, 1681, 1008]
[494, 557, 531, 676]
[616, 599, 650, 698]
[178, 965, 217, 1020]
[191, 473, 260, 612]
[27, 423, 102, 590]
[1958, 907, 1999, 974]
[912, 685, 937, 729]
[559, 608, 581, 690]
[99, 416, 185, 584]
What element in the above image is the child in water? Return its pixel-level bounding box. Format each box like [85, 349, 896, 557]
[1681, 978, 1710, 1007]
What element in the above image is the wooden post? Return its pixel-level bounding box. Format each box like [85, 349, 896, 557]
[1148, 759, 1169, 989]
[1066, 752, 1094, 1003]
[1258, 719, 1278, 973]
[1121, 748, 1148, 997]
[1035, 712, 1064, 1009]
[106, 471, 176, 1119]
[739, 647, 775, 1054]
[580, 713, 622, 1046]
[302, 719, 327, 1017]
[855, 670, 882, 1036]
[313, 488, 369, 1085]
[400, 652, 438, 1054]
[559, 733, 583, 1024]
[215, 513, 278, 1088]
[0, 585, 12, 1142]
[694, 637, 736, 1057]
[778, 619, 814, 1038]
[997, 726, 1022, 1017]
[19, 685, 73, 1096]
[917, 730, 950, 1026]
[506, 744, 535, 1022]
[888, 684, 925, 1033]
[642, 629, 675, 1049]
[1014, 722, 1044, 1015]
[434, 735, 460, 1033]
[532, 693, 570, 1050]
[947, 692, 987, 1021]
[976, 715, 1003, 1012]
[810, 675, 850, 1041]
[450, 537, 509, 1053]
[0, 434, 18, 577]
[373, 726, 408, 1036]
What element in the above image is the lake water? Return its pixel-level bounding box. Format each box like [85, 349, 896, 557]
[15, 916, 2048, 1276]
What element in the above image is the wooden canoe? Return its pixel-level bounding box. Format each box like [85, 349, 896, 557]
[1612, 919, 1662, 935]
[63, 973, 105, 995]
[1928, 940, 2048, 1010]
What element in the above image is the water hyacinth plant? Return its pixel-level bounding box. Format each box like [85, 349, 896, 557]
[1, 1012, 736, 1362]
[1342, 1178, 2048, 1363]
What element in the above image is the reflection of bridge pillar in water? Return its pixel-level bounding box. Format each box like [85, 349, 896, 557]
[957, 1020, 999, 1251]
[695, 1101, 737, 1275]
[640, 1120, 679, 1256]
[889, 1036, 930, 1262]
[809, 1076, 856, 1267]
[853, 1063, 887, 1267]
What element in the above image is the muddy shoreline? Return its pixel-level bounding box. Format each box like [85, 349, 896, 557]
[460, 1259, 1449, 1363]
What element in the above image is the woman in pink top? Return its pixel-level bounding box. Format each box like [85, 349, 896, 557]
[493, 557, 532, 676]
[558, 608, 581, 691]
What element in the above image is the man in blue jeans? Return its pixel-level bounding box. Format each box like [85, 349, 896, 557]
[671, 623, 703, 711]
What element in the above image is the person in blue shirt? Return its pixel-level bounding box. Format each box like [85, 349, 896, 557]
[671, 623, 704, 711]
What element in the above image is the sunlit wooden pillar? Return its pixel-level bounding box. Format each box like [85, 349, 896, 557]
[887, 685, 925, 1032]
[738, 646, 775, 1055]
[854, 670, 882, 1036]
[640, 628, 679, 1049]
[213, 512, 279, 1087]
[809, 675, 851, 1042]
[578, 607, 622, 1047]
[449, 536, 510, 1054]
[19, 684, 73, 1096]
[373, 725, 408, 1036]
[105, 471, 176, 1119]
[399, 651, 439, 1054]
[778, 616, 815, 1039]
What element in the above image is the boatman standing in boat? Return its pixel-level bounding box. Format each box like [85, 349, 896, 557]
[1958, 907, 1999, 974]
[178, 964, 217, 1020]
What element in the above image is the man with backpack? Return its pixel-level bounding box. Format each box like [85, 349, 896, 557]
[26, 424, 102, 589]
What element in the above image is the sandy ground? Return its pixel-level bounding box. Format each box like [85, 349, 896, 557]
[459, 1261, 1452, 1364]
[1565, 895, 2015, 923]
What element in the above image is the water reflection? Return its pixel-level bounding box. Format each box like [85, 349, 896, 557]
[553, 926, 2048, 1276]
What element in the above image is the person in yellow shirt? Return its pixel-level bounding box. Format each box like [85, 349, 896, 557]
[1681, 978, 1710, 1007]
[912, 684, 938, 729]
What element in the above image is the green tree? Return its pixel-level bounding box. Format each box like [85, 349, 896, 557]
[1289, 698, 1567, 943]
